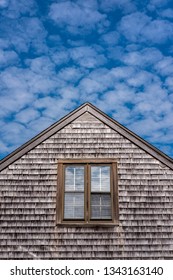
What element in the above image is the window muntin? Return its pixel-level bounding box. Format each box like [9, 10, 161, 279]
[65, 166, 84, 191]
[90, 165, 111, 220]
[64, 193, 84, 219]
[57, 159, 118, 225]
[91, 166, 110, 192]
[90, 194, 111, 220]
[64, 166, 85, 220]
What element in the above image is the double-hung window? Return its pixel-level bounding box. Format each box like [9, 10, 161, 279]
[57, 159, 118, 225]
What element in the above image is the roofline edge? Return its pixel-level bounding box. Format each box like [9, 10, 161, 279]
[0, 101, 173, 171]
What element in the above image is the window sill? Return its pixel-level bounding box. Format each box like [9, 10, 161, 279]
[56, 221, 119, 227]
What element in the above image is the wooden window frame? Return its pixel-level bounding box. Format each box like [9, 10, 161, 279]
[56, 159, 119, 226]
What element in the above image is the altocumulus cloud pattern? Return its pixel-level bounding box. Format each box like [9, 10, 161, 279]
[0, 0, 173, 159]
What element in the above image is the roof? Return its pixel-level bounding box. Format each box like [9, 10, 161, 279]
[0, 102, 173, 171]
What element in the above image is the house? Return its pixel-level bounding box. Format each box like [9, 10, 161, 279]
[0, 102, 173, 259]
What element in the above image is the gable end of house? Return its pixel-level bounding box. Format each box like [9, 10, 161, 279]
[0, 102, 173, 171]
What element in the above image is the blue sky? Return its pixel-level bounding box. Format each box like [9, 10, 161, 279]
[0, 0, 173, 160]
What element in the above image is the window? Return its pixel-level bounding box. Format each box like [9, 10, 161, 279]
[57, 159, 118, 225]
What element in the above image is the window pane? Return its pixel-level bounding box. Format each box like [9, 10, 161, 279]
[91, 194, 111, 219]
[65, 166, 84, 191]
[91, 166, 110, 192]
[64, 193, 84, 219]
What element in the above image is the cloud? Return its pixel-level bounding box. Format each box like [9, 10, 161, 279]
[79, 77, 105, 95]
[0, 140, 9, 154]
[97, 84, 135, 110]
[15, 108, 40, 124]
[77, 66, 136, 100]
[50, 49, 70, 66]
[0, 0, 9, 8]
[0, 67, 37, 118]
[77, 66, 137, 109]
[58, 86, 80, 101]
[154, 56, 173, 76]
[47, 34, 62, 46]
[0, 62, 58, 99]
[0, 55, 63, 122]
[159, 8, 173, 19]
[77, 64, 173, 151]
[147, 0, 171, 11]
[0, 49, 19, 67]
[33, 95, 77, 120]
[49, 1, 108, 34]
[112, 106, 132, 123]
[0, 118, 42, 157]
[0, 89, 34, 119]
[142, 19, 173, 43]
[25, 56, 55, 75]
[119, 12, 150, 41]
[0, 17, 47, 54]
[1, 122, 26, 145]
[27, 116, 54, 134]
[57, 67, 87, 83]
[100, 0, 136, 14]
[105, 45, 125, 61]
[99, 31, 119, 46]
[119, 12, 173, 44]
[128, 117, 163, 138]
[70, 46, 107, 68]
[122, 48, 163, 67]
[127, 80, 173, 143]
[127, 70, 159, 88]
[165, 76, 173, 90]
[110, 66, 135, 80]
[0, 0, 37, 18]
[128, 116, 173, 146]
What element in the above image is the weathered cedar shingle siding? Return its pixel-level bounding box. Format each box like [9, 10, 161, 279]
[0, 108, 173, 259]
